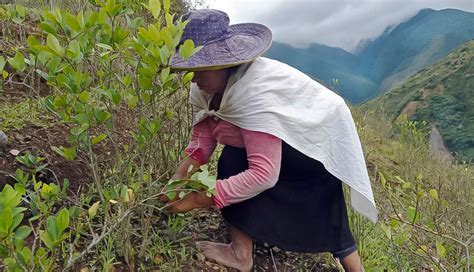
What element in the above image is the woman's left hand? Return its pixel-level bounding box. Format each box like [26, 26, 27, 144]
[167, 191, 214, 213]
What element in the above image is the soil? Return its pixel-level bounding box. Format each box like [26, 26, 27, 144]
[428, 124, 454, 163]
[400, 101, 418, 118]
[182, 209, 340, 272]
[0, 123, 92, 195]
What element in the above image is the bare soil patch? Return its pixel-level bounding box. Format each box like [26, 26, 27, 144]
[0, 123, 91, 194]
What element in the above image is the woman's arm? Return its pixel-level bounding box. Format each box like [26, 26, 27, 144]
[164, 119, 218, 211]
[213, 129, 282, 208]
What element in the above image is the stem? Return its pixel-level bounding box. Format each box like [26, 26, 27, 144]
[87, 139, 104, 202]
[64, 210, 132, 270]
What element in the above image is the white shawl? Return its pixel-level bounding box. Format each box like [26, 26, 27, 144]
[189, 57, 377, 222]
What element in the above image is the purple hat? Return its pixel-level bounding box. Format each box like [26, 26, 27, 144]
[170, 9, 272, 71]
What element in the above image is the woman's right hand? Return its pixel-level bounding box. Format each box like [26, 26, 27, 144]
[160, 157, 201, 203]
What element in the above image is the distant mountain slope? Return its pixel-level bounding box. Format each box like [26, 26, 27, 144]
[361, 8, 474, 95]
[266, 42, 377, 102]
[265, 8, 474, 104]
[362, 40, 474, 161]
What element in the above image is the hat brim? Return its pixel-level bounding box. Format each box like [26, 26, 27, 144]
[170, 23, 272, 71]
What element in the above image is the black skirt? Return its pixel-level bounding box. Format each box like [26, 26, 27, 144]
[218, 142, 356, 255]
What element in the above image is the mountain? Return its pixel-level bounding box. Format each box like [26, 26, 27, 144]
[266, 42, 377, 102]
[362, 40, 474, 161]
[264, 8, 474, 104]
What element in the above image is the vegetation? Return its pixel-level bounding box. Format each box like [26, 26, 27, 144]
[351, 108, 473, 271]
[0, 1, 472, 271]
[364, 40, 474, 162]
[0, 1, 216, 270]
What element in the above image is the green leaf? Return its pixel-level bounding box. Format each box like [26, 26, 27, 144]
[67, 40, 82, 60]
[147, 27, 161, 44]
[148, 0, 161, 19]
[56, 208, 69, 234]
[73, 113, 91, 126]
[51, 146, 65, 157]
[11, 213, 24, 230]
[0, 208, 13, 232]
[379, 172, 386, 188]
[8, 52, 26, 72]
[163, 0, 170, 12]
[138, 75, 153, 89]
[436, 241, 446, 258]
[161, 27, 174, 51]
[94, 109, 111, 123]
[14, 226, 31, 240]
[32, 45, 56, 55]
[78, 91, 90, 103]
[166, 191, 176, 200]
[46, 216, 59, 240]
[178, 191, 186, 199]
[64, 13, 81, 32]
[27, 36, 40, 47]
[91, 133, 107, 144]
[0, 245, 8, 258]
[178, 39, 195, 60]
[183, 72, 194, 84]
[96, 43, 113, 51]
[159, 46, 170, 65]
[127, 95, 138, 109]
[88, 201, 100, 218]
[429, 189, 439, 200]
[201, 176, 216, 191]
[160, 67, 170, 83]
[47, 34, 64, 56]
[0, 56, 6, 71]
[39, 22, 57, 35]
[40, 230, 54, 250]
[62, 146, 76, 161]
[406, 206, 419, 224]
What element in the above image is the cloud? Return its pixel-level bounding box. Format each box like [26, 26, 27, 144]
[208, 0, 474, 52]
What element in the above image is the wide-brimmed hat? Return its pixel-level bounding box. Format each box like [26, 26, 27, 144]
[170, 9, 272, 71]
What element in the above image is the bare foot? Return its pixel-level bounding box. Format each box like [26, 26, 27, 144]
[196, 241, 253, 271]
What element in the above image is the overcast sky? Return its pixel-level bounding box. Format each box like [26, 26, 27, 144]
[205, 0, 474, 52]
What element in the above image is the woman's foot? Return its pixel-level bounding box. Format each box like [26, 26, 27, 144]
[196, 241, 253, 271]
[196, 225, 253, 271]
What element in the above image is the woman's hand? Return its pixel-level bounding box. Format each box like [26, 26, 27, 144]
[164, 191, 214, 213]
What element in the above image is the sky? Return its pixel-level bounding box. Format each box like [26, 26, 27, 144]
[204, 0, 474, 52]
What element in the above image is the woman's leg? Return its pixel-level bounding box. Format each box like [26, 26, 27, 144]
[196, 225, 253, 271]
[340, 250, 364, 272]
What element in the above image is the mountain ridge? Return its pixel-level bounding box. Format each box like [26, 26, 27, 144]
[264, 8, 474, 103]
[361, 40, 474, 161]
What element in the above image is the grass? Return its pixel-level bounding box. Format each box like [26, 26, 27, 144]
[0, 97, 50, 131]
[350, 107, 473, 270]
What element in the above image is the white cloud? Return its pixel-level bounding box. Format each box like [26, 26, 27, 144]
[206, 0, 474, 52]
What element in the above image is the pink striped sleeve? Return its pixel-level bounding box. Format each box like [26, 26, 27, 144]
[185, 119, 218, 165]
[213, 129, 282, 208]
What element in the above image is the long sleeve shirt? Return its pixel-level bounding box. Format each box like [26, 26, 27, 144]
[185, 117, 282, 208]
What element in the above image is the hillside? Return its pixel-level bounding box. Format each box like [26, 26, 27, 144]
[363, 40, 474, 161]
[265, 8, 474, 104]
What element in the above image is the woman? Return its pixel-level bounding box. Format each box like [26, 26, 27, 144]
[163, 9, 377, 271]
